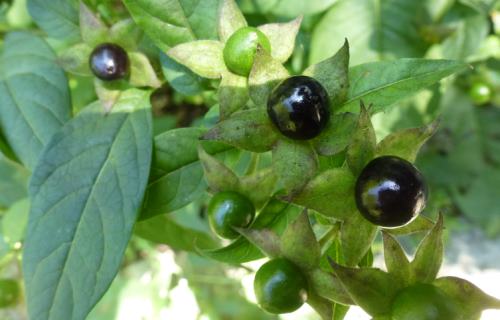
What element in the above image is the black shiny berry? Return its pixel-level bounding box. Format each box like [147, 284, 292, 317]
[267, 76, 330, 140]
[89, 43, 129, 81]
[355, 156, 428, 228]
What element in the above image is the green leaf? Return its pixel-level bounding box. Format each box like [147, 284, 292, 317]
[248, 46, 289, 107]
[272, 139, 318, 194]
[93, 79, 126, 112]
[410, 213, 443, 283]
[218, 0, 247, 42]
[303, 39, 349, 107]
[257, 16, 302, 63]
[218, 71, 248, 119]
[346, 103, 376, 175]
[340, 59, 467, 114]
[330, 262, 403, 317]
[200, 200, 301, 264]
[2, 198, 30, 245]
[291, 167, 356, 220]
[129, 52, 162, 88]
[341, 213, 378, 266]
[269, 0, 339, 18]
[141, 128, 231, 220]
[434, 276, 500, 318]
[310, 0, 428, 65]
[280, 210, 320, 269]
[160, 52, 204, 96]
[23, 89, 152, 320]
[312, 113, 357, 156]
[58, 43, 93, 76]
[198, 145, 239, 192]
[202, 108, 279, 152]
[79, 1, 108, 46]
[134, 214, 216, 251]
[27, 0, 79, 41]
[0, 151, 29, 208]
[375, 119, 439, 162]
[0, 32, 71, 169]
[385, 215, 435, 236]
[441, 14, 489, 61]
[168, 40, 226, 79]
[382, 232, 410, 285]
[237, 0, 279, 14]
[123, 0, 221, 51]
[308, 268, 353, 305]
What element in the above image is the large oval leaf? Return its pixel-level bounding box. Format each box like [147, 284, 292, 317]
[123, 0, 221, 52]
[23, 89, 152, 320]
[141, 128, 231, 220]
[0, 151, 29, 209]
[340, 59, 467, 113]
[27, 0, 80, 41]
[0, 32, 71, 169]
[310, 0, 428, 65]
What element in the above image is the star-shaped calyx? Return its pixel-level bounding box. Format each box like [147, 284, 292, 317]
[167, 0, 302, 119]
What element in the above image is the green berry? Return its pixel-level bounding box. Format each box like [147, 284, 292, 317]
[254, 258, 308, 314]
[207, 191, 255, 239]
[223, 27, 271, 76]
[469, 82, 492, 105]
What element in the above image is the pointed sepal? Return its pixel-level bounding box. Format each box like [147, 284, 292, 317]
[168, 40, 226, 79]
[303, 39, 349, 108]
[218, 0, 247, 42]
[410, 213, 444, 283]
[375, 119, 440, 162]
[258, 16, 302, 63]
[202, 108, 279, 152]
[280, 210, 320, 269]
[290, 167, 357, 220]
[272, 139, 318, 194]
[248, 46, 289, 107]
[346, 102, 376, 175]
[329, 260, 404, 317]
[382, 232, 411, 286]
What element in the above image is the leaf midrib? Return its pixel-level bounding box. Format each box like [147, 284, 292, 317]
[340, 62, 461, 109]
[44, 114, 130, 320]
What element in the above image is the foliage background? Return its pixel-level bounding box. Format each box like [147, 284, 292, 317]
[0, 0, 498, 319]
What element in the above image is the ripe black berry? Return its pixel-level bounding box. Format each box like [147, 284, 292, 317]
[89, 43, 129, 81]
[355, 156, 428, 227]
[267, 76, 330, 140]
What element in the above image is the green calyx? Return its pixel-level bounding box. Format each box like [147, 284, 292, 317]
[223, 26, 271, 77]
[391, 283, 462, 320]
[207, 191, 255, 239]
[254, 258, 309, 314]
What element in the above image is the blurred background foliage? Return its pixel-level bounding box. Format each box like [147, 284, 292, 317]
[0, 0, 498, 319]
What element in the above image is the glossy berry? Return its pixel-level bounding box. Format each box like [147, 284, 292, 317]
[469, 82, 492, 105]
[207, 191, 255, 239]
[254, 258, 308, 314]
[89, 43, 129, 81]
[392, 284, 462, 320]
[355, 156, 427, 227]
[267, 76, 330, 140]
[223, 27, 271, 76]
[0, 279, 19, 308]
